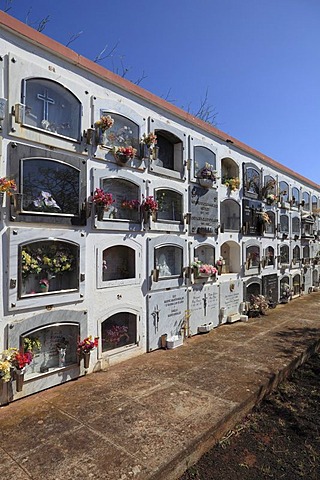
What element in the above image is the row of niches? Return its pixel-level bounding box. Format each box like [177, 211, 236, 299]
[5, 76, 320, 209]
[14, 239, 320, 302]
[5, 150, 319, 239]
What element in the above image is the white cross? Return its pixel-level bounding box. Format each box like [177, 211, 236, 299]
[37, 89, 55, 121]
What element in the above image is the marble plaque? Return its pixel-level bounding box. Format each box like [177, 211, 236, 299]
[303, 267, 313, 293]
[219, 280, 242, 323]
[262, 274, 278, 303]
[242, 199, 262, 235]
[189, 185, 218, 234]
[147, 289, 187, 351]
[188, 284, 219, 335]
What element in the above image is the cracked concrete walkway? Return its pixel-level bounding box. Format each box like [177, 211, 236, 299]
[1, 293, 320, 480]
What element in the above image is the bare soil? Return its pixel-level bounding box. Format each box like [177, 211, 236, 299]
[180, 352, 320, 480]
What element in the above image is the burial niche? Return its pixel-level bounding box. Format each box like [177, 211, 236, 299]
[101, 312, 137, 352]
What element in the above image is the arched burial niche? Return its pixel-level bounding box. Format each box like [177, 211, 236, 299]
[220, 199, 240, 231]
[221, 157, 239, 190]
[313, 269, 319, 287]
[101, 178, 140, 222]
[97, 112, 140, 152]
[246, 280, 261, 301]
[220, 241, 240, 274]
[155, 189, 183, 222]
[19, 239, 79, 297]
[194, 146, 216, 178]
[194, 244, 215, 265]
[154, 129, 183, 172]
[102, 246, 135, 282]
[101, 312, 138, 352]
[280, 276, 291, 302]
[22, 78, 81, 140]
[292, 274, 301, 296]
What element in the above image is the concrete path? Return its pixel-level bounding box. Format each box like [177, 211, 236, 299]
[1, 293, 320, 480]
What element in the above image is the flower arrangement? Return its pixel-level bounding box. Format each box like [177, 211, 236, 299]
[21, 249, 42, 277]
[32, 191, 61, 212]
[94, 115, 114, 131]
[24, 337, 41, 353]
[11, 349, 33, 371]
[92, 188, 114, 208]
[77, 336, 99, 355]
[141, 132, 157, 147]
[248, 294, 268, 315]
[216, 257, 223, 267]
[112, 145, 137, 159]
[141, 195, 158, 213]
[0, 177, 17, 195]
[266, 193, 277, 203]
[105, 325, 129, 345]
[197, 163, 217, 181]
[192, 259, 217, 277]
[22, 243, 75, 278]
[121, 199, 140, 210]
[223, 177, 240, 191]
[259, 211, 271, 224]
[0, 349, 16, 382]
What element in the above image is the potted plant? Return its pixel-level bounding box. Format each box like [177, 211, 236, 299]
[92, 188, 115, 220]
[94, 115, 114, 145]
[197, 163, 217, 188]
[111, 145, 137, 165]
[77, 336, 99, 369]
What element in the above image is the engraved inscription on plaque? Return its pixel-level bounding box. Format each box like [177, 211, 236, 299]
[190, 185, 218, 234]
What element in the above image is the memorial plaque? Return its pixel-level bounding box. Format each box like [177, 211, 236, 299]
[303, 267, 312, 293]
[242, 199, 262, 235]
[219, 280, 242, 323]
[147, 289, 187, 351]
[188, 284, 219, 335]
[189, 185, 218, 235]
[262, 274, 278, 304]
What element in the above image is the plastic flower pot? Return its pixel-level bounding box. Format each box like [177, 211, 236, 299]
[15, 369, 25, 392]
[199, 178, 213, 188]
[83, 351, 90, 369]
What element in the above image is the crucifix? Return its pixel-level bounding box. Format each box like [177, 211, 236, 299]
[151, 304, 160, 331]
[37, 89, 55, 121]
[203, 293, 207, 316]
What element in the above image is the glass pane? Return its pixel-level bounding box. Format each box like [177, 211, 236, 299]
[291, 187, 299, 206]
[23, 323, 79, 378]
[293, 246, 300, 260]
[292, 217, 300, 233]
[194, 146, 216, 177]
[101, 179, 140, 222]
[22, 159, 80, 215]
[156, 132, 174, 170]
[24, 78, 80, 140]
[280, 245, 289, 263]
[221, 200, 240, 231]
[312, 196, 318, 212]
[194, 245, 215, 265]
[156, 190, 183, 221]
[20, 240, 78, 297]
[265, 246, 275, 265]
[100, 112, 139, 150]
[279, 181, 289, 202]
[155, 246, 182, 277]
[245, 167, 260, 195]
[264, 211, 275, 234]
[302, 192, 310, 207]
[101, 313, 137, 352]
[246, 245, 260, 268]
[102, 246, 135, 281]
[280, 215, 289, 232]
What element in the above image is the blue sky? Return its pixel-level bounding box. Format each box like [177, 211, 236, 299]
[2, 0, 320, 183]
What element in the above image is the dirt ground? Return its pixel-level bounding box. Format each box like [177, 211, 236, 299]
[180, 352, 320, 480]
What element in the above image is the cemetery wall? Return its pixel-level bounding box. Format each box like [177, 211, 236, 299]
[0, 11, 319, 402]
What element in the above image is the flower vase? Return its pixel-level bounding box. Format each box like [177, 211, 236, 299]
[15, 368, 25, 392]
[199, 178, 213, 188]
[143, 209, 151, 227]
[96, 129, 108, 146]
[217, 265, 222, 275]
[0, 192, 4, 208]
[58, 348, 66, 368]
[83, 351, 90, 369]
[115, 153, 130, 165]
[96, 205, 105, 221]
[40, 283, 49, 293]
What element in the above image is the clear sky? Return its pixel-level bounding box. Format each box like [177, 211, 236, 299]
[2, 0, 320, 183]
